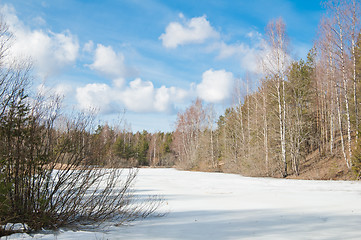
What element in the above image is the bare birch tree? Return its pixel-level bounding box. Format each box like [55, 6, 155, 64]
[172, 99, 206, 169]
[263, 18, 290, 177]
[322, 0, 361, 168]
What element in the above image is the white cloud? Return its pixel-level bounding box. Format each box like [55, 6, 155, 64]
[247, 30, 262, 40]
[76, 83, 113, 113]
[154, 86, 171, 112]
[121, 78, 190, 113]
[197, 69, 234, 103]
[122, 78, 157, 112]
[170, 86, 190, 102]
[83, 40, 94, 53]
[211, 39, 263, 74]
[160, 15, 219, 48]
[201, 30, 264, 74]
[113, 78, 125, 88]
[88, 44, 127, 79]
[32, 16, 46, 26]
[76, 78, 189, 114]
[239, 46, 261, 74]
[37, 83, 72, 97]
[217, 42, 248, 59]
[1, 4, 79, 78]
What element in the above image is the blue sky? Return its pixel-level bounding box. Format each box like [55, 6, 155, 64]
[0, 0, 325, 132]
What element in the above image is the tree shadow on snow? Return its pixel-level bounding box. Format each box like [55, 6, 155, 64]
[115, 208, 361, 239]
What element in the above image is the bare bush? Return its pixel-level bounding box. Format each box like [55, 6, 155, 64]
[0, 18, 162, 236]
[0, 91, 162, 235]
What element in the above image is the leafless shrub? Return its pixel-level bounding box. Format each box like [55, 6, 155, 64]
[0, 89, 163, 236]
[0, 17, 162, 236]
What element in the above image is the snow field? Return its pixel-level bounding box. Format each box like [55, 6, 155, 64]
[3, 168, 361, 239]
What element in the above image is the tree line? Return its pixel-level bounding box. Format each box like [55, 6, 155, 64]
[92, 124, 174, 167]
[94, 0, 361, 180]
[172, 0, 361, 179]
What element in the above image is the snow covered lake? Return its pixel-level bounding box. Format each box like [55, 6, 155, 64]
[4, 168, 361, 239]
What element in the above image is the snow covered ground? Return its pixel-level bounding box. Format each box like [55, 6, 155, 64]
[3, 168, 361, 239]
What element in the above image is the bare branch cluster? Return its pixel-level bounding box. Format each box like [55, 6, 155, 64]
[0, 18, 162, 237]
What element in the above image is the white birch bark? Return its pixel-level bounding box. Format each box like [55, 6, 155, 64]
[262, 85, 269, 175]
[264, 18, 289, 177]
[337, 13, 352, 168]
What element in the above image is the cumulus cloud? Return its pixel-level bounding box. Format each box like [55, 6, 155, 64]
[76, 78, 189, 114]
[1, 4, 79, 78]
[201, 30, 265, 74]
[197, 69, 234, 103]
[122, 78, 158, 112]
[169, 86, 190, 103]
[213, 39, 263, 74]
[113, 78, 125, 88]
[76, 83, 113, 113]
[239, 46, 261, 74]
[160, 15, 219, 48]
[88, 44, 128, 79]
[79, 41, 190, 114]
[154, 86, 171, 112]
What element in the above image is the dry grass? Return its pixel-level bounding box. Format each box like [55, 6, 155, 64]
[287, 148, 354, 180]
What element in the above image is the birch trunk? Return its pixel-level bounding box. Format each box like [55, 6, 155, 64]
[337, 15, 352, 168]
[262, 87, 269, 175]
[282, 78, 287, 176]
[264, 18, 289, 177]
[330, 79, 335, 155]
[247, 80, 251, 161]
[330, 47, 348, 166]
[277, 79, 287, 177]
[336, 83, 348, 164]
[351, 0, 359, 142]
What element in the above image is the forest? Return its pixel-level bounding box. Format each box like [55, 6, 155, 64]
[170, 0, 361, 179]
[91, 0, 361, 180]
